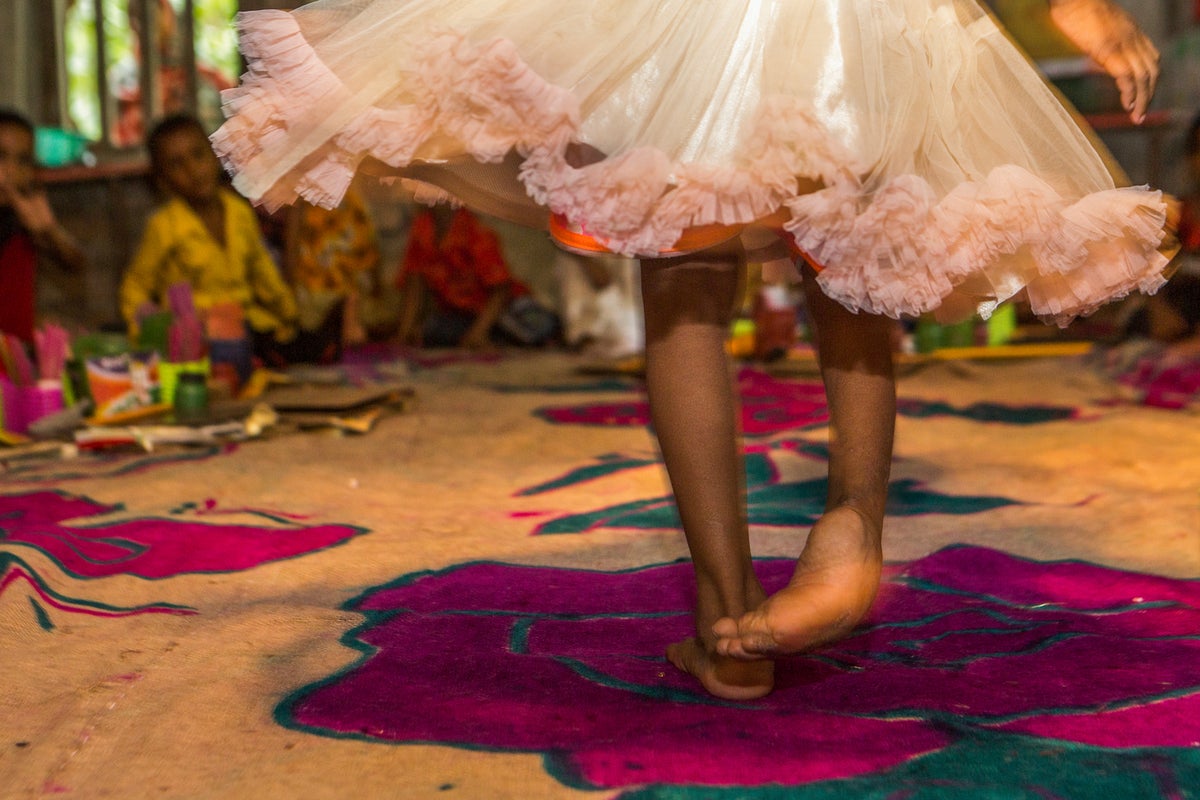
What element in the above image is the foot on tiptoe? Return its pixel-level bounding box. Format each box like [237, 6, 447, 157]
[666, 636, 774, 700]
[713, 505, 882, 659]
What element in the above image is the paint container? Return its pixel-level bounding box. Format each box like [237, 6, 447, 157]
[173, 371, 209, 424]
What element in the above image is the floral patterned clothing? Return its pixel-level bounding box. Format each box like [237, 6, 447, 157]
[291, 189, 380, 294]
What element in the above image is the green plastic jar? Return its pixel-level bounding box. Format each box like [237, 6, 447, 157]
[173, 371, 209, 422]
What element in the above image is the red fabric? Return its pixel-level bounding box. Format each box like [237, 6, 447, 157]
[399, 209, 526, 314]
[0, 230, 36, 343]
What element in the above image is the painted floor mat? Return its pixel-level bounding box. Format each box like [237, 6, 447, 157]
[2, 352, 1197, 799]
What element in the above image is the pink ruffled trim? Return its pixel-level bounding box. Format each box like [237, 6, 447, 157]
[214, 12, 1170, 324]
[212, 11, 358, 210]
[790, 168, 1169, 324]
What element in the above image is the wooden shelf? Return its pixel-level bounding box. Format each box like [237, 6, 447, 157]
[1083, 109, 1174, 131]
[38, 157, 148, 185]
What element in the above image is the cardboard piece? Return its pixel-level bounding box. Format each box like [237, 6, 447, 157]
[260, 383, 412, 412]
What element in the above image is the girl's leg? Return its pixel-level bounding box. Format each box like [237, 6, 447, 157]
[640, 243, 773, 700]
[715, 265, 896, 658]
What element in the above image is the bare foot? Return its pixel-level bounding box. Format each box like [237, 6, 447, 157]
[666, 637, 774, 700]
[713, 505, 882, 659]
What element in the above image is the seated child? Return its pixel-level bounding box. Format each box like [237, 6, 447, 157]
[280, 187, 382, 348]
[0, 109, 87, 343]
[396, 205, 552, 349]
[120, 114, 339, 371]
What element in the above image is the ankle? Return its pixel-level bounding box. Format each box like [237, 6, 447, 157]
[802, 505, 883, 566]
[826, 500, 883, 540]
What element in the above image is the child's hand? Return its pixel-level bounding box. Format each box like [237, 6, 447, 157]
[1048, 0, 1159, 124]
[0, 172, 56, 235]
[10, 187, 58, 236]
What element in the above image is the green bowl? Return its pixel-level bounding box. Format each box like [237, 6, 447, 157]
[34, 127, 91, 168]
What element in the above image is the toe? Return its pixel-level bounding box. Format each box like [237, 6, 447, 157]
[712, 616, 738, 638]
[712, 613, 775, 660]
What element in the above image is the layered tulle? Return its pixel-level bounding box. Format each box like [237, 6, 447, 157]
[212, 0, 1174, 324]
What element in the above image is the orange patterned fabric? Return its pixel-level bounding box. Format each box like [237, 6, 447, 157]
[291, 190, 380, 294]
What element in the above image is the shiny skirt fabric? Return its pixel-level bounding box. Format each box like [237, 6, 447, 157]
[212, 0, 1174, 323]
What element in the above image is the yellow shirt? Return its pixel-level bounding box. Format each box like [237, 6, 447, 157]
[120, 190, 297, 337]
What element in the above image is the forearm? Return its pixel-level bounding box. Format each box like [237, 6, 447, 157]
[119, 231, 167, 332]
[396, 272, 425, 341]
[1045, 0, 1159, 123]
[119, 275, 155, 333]
[249, 252, 298, 324]
[32, 222, 87, 273]
[462, 286, 510, 345]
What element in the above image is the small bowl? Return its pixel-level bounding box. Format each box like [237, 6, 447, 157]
[34, 127, 91, 168]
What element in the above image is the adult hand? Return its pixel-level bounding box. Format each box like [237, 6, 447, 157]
[1048, 0, 1159, 123]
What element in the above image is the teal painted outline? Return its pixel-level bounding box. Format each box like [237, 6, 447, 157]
[516, 454, 661, 497]
[495, 378, 639, 395]
[0, 552, 196, 615]
[614, 729, 1200, 800]
[896, 576, 1183, 615]
[29, 597, 54, 630]
[0, 445, 225, 483]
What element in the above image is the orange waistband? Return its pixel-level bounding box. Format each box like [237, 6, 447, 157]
[549, 214, 741, 258]
[548, 213, 824, 272]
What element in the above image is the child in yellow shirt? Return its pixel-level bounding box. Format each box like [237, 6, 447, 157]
[120, 114, 329, 371]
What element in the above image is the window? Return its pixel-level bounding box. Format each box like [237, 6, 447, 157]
[62, 0, 240, 150]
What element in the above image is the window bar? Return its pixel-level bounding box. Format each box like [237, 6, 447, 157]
[11, 1, 28, 119]
[181, 0, 198, 118]
[93, 0, 113, 146]
[139, 0, 161, 130]
[1166, 0, 1181, 34]
[53, 0, 70, 128]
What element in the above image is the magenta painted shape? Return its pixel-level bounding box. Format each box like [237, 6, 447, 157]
[537, 369, 830, 435]
[0, 491, 366, 579]
[284, 546, 1200, 788]
[536, 368, 1083, 436]
[995, 693, 1200, 747]
[1117, 354, 1200, 409]
[535, 368, 1086, 435]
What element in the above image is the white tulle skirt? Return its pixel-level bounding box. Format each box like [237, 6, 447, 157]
[212, 0, 1174, 323]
